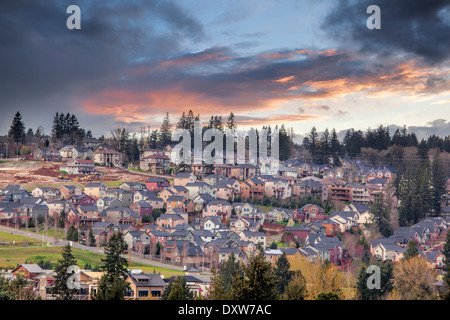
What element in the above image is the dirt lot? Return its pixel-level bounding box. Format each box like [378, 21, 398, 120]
[0, 160, 163, 189]
[0, 161, 57, 187]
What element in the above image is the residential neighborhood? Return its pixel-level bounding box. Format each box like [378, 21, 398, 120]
[0, 132, 449, 300]
[0, 0, 449, 304]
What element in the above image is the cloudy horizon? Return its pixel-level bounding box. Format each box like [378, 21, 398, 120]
[0, 0, 449, 139]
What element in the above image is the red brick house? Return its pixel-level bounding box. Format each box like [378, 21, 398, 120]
[145, 177, 170, 192]
[130, 201, 153, 217]
[67, 194, 95, 207]
[284, 225, 311, 246]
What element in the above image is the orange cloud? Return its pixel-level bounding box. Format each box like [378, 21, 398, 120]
[274, 75, 296, 83]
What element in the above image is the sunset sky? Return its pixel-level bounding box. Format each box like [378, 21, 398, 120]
[0, 0, 449, 140]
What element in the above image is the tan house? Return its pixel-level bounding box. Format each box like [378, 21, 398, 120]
[173, 172, 197, 186]
[60, 159, 95, 175]
[84, 182, 109, 199]
[94, 148, 125, 168]
[125, 272, 166, 300]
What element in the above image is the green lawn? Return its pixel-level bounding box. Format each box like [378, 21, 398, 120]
[0, 230, 40, 246]
[24, 182, 84, 192]
[103, 181, 125, 188]
[0, 245, 184, 277]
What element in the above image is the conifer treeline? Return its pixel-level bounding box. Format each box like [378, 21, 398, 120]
[302, 125, 450, 167]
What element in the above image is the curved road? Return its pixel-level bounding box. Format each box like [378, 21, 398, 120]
[0, 225, 185, 272]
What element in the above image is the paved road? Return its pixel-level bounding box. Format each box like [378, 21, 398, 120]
[0, 225, 185, 271]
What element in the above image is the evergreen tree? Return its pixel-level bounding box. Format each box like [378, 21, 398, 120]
[403, 239, 419, 260]
[330, 128, 341, 166]
[209, 252, 244, 300]
[8, 111, 26, 153]
[227, 112, 237, 130]
[356, 262, 394, 300]
[162, 276, 194, 300]
[88, 228, 96, 247]
[232, 253, 277, 300]
[52, 244, 78, 300]
[159, 112, 173, 147]
[303, 126, 319, 163]
[95, 232, 129, 300]
[315, 292, 341, 300]
[177, 112, 188, 130]
[273, 252, 293, 296]
[370, 193, 393, 237]
[66, 225, 78, 242]
[319, 128, 330, 164]
[50, 114, 60, 140]
[281, 271, 306, 300]
[430, 152, 446, 217]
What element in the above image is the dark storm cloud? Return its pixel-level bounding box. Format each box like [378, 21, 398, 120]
[322, 0, 450, 65]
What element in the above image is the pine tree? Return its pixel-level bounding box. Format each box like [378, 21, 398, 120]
[370, 193, 393, 237]
[273, 252, 293, 296]
[88, 228, 96, 247]
[330, 128, 341, 166]
[319, 128, 330, 164]
[95, 232, 129, 300]
[403, 239, 419, 260]
[159, 112, 172, 147]
[303, 127, 319, 163]
[176, 112, 187, 130]
[232, 252, 277, 300]
[8, 111, 26, 153]
[227, 112, 237, 130]
[162, 276, 194, 300]
[356, 262, 394, 300]
[281, 271, 306, 300]
[430, 152, 446, 217]
[52, 244, 78, 300]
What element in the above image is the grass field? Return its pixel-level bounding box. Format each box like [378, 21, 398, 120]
[19, 227, 66, 240]
[0, 230, 40, 246]
[0, 245, 184, 277]
[24, 182, 85, 192]
[103, 181, 125, 188]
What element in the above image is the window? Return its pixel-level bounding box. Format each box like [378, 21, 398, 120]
[138, 290, 149, 297]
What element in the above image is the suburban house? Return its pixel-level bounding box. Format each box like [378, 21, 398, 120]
[284, 225, 311, 245]
[173, 172, 197, 186]
[59, 185, 82, 200]
[145, 178, 170, 192]
[165, 196, 187, 211]
[95, 197, 123, 211]
[125, 271, 166, 300]
[67, 194, 95, 207]
[94, 147, 125, 168]
[31, 187, 60, 200]
[71, 147, 94, 160]
[119, 182, 146, 193]
[84, 182, 109, 199]
[344, 203, 374, 225]
[139, 150, 170, 173]
[130, 201, 153, 217]
[295, 204, 326, 222]
[267, 207, 294, 223]
[239, 231, 267, 248]
[107, 189, 134, 207]
[124, 230, 151, 251]
[60, 159, 95, 175]
[156, 213, 187, 228]
[33, 148, 61, 161]
[202, 199, 232, 222]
